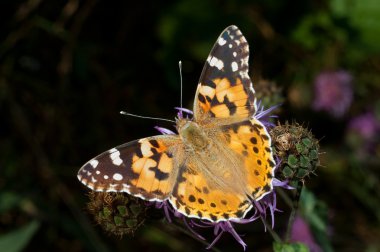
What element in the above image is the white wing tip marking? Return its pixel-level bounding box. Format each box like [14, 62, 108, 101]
[110, 149, 123, 166]
[218, 37, 227, 46]
[90, 159, 99, 168]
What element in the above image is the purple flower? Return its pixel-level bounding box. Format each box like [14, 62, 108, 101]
[348, 111, 380, 139]
[312, 70, 353, 118]
[290, 215, 322, 252]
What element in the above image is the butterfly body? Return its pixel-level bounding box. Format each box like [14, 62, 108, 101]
[78, 25, 276, 222]
[178, 119, 210, 151]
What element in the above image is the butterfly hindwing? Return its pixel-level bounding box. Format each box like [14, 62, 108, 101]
[193, 25, 256, 122]
[169, 162, 252, 222]
[221, 118, 276, 200]
[77, 135, 181, 201]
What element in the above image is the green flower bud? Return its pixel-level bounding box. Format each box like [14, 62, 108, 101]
[270, 122, 320, 181]
[87, 192, 149, 236]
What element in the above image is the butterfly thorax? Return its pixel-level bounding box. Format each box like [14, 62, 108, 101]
[177, 119, 209, 151]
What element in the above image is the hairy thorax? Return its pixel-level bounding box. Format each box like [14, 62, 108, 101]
[177, 120, 209, 151]
[177, 119, 247, 193]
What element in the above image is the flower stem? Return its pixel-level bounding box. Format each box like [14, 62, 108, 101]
[169, 221, 222, 252]
[276, 187, 293, 208]
[285, 181, 303, 242]
[259, 215, 282, 243]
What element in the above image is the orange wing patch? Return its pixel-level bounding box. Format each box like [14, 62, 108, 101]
[196, 77, 255, 120]
[77, 135, 180, 201]
[169, 165, 252, 222]
[222, 118, 275, 200]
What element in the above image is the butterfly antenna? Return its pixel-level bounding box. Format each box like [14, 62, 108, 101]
[179, 60, 183, 108]
[120, 111, 175, 123]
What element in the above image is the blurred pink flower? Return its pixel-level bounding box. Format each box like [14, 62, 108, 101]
[348, 111, 380, 139]
[291, 215, 322, 252]
[312, 70, 353, 118]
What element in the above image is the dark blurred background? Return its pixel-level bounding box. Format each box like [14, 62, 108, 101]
[1, 0, 380, 251]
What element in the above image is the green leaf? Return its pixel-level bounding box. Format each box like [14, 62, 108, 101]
[0, 220, 40, 252]
[273, 242, 310, 252]
[299, 189, 333, 252]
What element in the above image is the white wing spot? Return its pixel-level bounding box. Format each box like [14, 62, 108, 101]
[241, 71, 250, 79]
[113, 173, 123, 181]
[233, 52, 237, 57]
[90, 159, 99, 168]
[91, 177, 97, 183]
[210, 56, 218, 66]
[234, 40, 240, 46]
[96, 170, 100, 175]
[104, 175, 109, 180]
[229, 44, 233, 48]
[215, 60, 224, 70]
[231, 62, 238, 72]
[109, 148, 117, 153]
[110, 149, 123, 166]
[209, 56, 224, 70]
[218, 37, 227, 46]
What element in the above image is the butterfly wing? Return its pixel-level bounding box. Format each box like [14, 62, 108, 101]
[193, 25, 256, 123]
[168, 118, 275, 222]
[220, 118, 276, 200]
[77, 135, 182, 201]
[169, 162, 252, 222]
[167, 26, 276, 222]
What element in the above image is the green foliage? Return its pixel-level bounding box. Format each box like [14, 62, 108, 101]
[331, 0, 380, 51]
[273, 242, 310, 252]
[299, 189, 334, 252]
[0, 221, 40, 252]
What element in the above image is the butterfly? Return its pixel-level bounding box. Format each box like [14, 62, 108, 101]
[78, 25, 276, 222]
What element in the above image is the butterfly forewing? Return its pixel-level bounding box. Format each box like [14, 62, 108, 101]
[77, 135, 181, 201]
[193, 25, 257, 122]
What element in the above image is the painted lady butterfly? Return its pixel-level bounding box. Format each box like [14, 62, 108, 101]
[78, 25, 276, 222]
